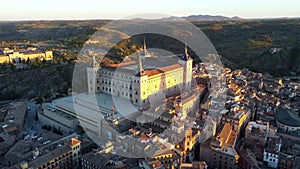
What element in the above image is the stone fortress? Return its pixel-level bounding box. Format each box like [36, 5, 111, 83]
[87, 39, 193, 107]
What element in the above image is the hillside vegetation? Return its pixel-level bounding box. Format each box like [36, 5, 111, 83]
[0, 19, 300, 100]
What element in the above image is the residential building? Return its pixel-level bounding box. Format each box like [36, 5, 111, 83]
[263, 137, 282, 168]
[199, 123, 239, 169]
[140, 158, 165, 169]
[245, 121, 277, 147]
[180, 161, 208, 169]
[4, 134, 81, 169]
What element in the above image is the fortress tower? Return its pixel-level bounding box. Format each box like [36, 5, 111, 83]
[178, 45, 193, 91]
[86, 40, 194, 107]
[87, 55, 100, 94]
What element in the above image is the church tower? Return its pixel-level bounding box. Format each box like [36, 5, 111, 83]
[178, 44, 193, 91]
[87, 55, 100, 94]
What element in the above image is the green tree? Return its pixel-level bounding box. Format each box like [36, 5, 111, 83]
[34, 57, 40, 65]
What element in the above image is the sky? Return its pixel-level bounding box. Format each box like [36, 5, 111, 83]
[0, 0, 299, 20]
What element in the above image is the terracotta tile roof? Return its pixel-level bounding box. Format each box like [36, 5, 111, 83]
[219, 123, 232, 143]
[71, 138, 80, 146]
[144, 69, 164, 76]
[107, 61, 136, 68]
[145, 64, 182, 77]
[217, 123, 236, 148]
[140, 133, 149, 140]
[23, 51, 44, 55]
[158, 64, 182, 72]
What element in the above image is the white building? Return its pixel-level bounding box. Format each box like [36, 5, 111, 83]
[263, 137, 282, 168]
[87, 41, 193, 106]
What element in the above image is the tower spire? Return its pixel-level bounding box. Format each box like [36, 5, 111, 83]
[185, 43, 188, 56]
[91, 55, 99, 68]
[182, 43, 190, 60]
[137, 38, 146, 75]
[138, 51, 144, 75]
[141, 38, 147, 57]
[143, 38, 147, 53]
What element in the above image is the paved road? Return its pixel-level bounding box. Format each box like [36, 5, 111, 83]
[19, 101, 44, 139]
[24, 101, 36, 131]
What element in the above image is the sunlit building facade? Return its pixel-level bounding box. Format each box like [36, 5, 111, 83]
[87, 41, 193, 106]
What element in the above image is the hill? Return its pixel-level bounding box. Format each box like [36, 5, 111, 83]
[0, 19, 300, 100]
[182, 14, 242, 21]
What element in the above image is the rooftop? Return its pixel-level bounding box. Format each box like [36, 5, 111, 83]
[144, 64, 183, 77]
[210, 123, 238, 157]
[82, 151, 111, 168]
[265, 137, 281, 154]
[29, 145, 71, 168]
[143, 158, 165, 169]
[276, 107, 300, 127]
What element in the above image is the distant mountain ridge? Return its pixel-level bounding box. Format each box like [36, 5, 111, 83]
[181, 14, 242, 21]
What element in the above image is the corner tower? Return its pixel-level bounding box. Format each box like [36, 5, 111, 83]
[87, 55, 100, 94]
[133, 40, 148, 106]
[178, 45, 193, 91]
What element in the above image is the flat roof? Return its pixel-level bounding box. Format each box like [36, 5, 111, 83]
[53, 93, 140, 120]
[74, 92, 139, 118]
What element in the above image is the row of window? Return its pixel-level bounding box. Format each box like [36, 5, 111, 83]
[37, 154, 73, 169]
[100, 70, 132, 79]
[72, 145, 80, 150]
[101, 87, 133, 97]
[265, 152, 278, 158]
[82, 160, 100, 169]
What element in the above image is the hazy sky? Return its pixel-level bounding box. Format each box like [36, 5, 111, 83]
[1, 0, 299, 20]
